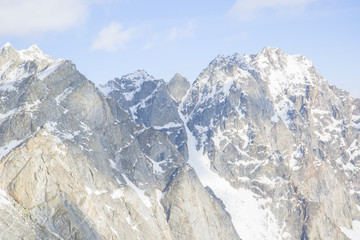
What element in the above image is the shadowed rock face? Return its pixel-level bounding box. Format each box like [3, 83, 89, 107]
[167, 73, 190, 103]
[1, 43, 360, 240]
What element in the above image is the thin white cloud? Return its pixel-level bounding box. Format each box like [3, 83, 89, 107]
[91, 22, 136, 51]
[229, 0, 318, 21]
[166, 22, 195, 41]
[0, 0, 92, 35]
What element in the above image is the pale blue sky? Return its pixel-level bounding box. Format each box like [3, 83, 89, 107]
[0, 0, 359, 96]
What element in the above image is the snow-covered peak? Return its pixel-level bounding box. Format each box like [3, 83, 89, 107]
[253, 47, 313, 72]
[0, 43, 57, 69]
[0, 43, 64, 85]
[1, 43, 57, 67]
[121, 70, 155, 82]
[251, 47, 319, 99]
[0, 43, 18, 61]
[208, 53, 254, 72]
[18, 44, 54, 65]
[192, 52, 255, 94]
[99, 70, 161, 98]
[1, 42, 14, 52]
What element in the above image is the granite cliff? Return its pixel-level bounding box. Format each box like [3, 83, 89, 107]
[1, 43, 360, 239]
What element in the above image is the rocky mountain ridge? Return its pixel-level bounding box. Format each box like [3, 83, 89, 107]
[1, 43, 360, 239]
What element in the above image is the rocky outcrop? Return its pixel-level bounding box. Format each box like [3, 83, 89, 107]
[167, 73, 190, 103]
[162, 165, 240, 240]
[0, 43, 238, 240]
[2, 42, 360, 240]
[99, 70, 189, 159]
[180, 48, 360, 239]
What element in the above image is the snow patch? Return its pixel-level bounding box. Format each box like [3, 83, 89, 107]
[0, 189, 11, 206]
[0, 109, 16, 123]
[55, 87, 74, 104]
[153, 122, 182, 130]
[0, 139, 25, 160]
[289, 146, 304, 171]
[179, 105, 281, 240]
[156, 189, 163, 206]
[1, 61, 34, 84]
[98, 83, 114, 97]
[109, 159, 117, 169]
[122, 174, 152, 208]
[85, 186, 93, 195]
[111, 189, 124, 199]
[37, 60, 64, 80]
[340, 221, 360, 240]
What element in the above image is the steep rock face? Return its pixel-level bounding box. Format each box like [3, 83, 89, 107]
[0, 43, 238, 239]
[167, 73, 190, 103]
[162, 165, 240, 240]
[2, 42, 360, 240]
[99, 70, 189, 159]
[181, 48, 360, 239]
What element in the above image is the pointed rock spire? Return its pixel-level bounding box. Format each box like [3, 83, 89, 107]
[168, 73, 190, 103]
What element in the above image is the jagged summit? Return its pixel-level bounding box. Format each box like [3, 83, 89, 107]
[168, 73, 190, 103]
[116, 69, 155, 84]
[191, 47, 322, 102]
[18, 44, 54, 63]
[207, 52, 254, 73]
[0, 42, 14, 51]
[0, 43, 56, 64]
[98, 69, 161, 98]
[0, 43, 65, 84]
[2, 43, 360, 240]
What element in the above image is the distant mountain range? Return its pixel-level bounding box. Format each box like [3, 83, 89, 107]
[1, 43, 360, 239]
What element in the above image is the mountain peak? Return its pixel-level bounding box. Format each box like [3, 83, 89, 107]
[208, 53, 254, 73]
[0, 43, 56, 70]
[256, 46, 313, 68]
[1, 42, 13, 51]
[0, 42, 17, 59]
[168, 73, 190, 103]
[122, 70, 155, 82]
[260, 46, 283, 53]
[250, 47, 318, 99]
[172, 73, 185, 79]
[0, 43, 65, 84]
[18, 44, 54, 64]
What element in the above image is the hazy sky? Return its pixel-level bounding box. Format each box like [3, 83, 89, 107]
[0, 0, 359, 96]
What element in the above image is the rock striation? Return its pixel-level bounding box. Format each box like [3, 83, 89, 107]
[1, 42, 360, 240]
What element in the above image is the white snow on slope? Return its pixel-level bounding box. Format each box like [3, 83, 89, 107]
[18, 44, 53, 63]
[0, 189, 11, 206]
[0, 61, 34, 84]
[1, 44, 63, 85]
[121, 173, 152, 208]
[340, 221, 360, 240]
[153, 122, 182, 130]
[55, 86, 74, 104]
[254, 48, 315, 99]
[37, 59, 64, 80]
[0, 139, 25, 160]
[97, 83, 113, 97]
[179, 105, 281, 240]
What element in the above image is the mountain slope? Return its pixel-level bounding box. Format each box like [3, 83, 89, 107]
[0, 43, 238, 240]
[1, 42, 360, 240]
[181, 47, 360, 239]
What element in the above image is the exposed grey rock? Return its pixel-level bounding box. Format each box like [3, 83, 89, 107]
[162, 165, 240, 240]
[0, 44, 237, 240]
[99, 70, 189, 159]
[181, 47, 360, 239]
[2, 43, 360, 240]
[167, 73, 190, 103]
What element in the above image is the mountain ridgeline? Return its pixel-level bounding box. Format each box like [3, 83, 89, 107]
[1, 43, 360, 240]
